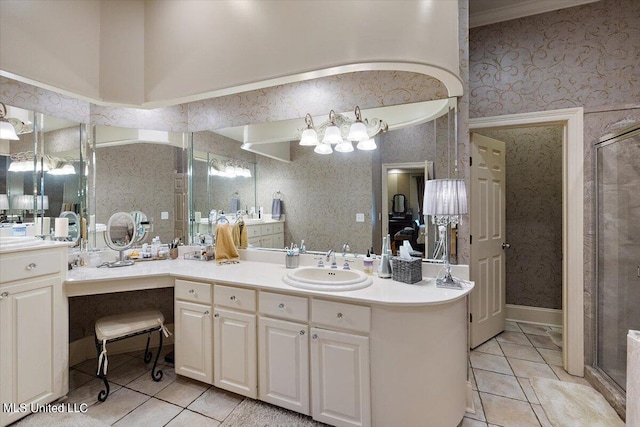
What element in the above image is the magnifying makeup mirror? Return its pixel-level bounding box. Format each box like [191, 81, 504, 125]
[105, 212, 137, 267]
[59, 211, 80, 245]
[130, 210, 151, 243]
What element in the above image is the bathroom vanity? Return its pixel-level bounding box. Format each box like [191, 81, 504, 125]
[65, 250, 473, 427]
[0, 240, 70, 427]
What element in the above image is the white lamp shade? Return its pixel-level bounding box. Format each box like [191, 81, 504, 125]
[299, 128, 319, 146]
[11, 195, 32, 210]
[0, 121, 19, 140]
[335, 141, 354, 153]
[347, 121, 369, 142]
[0, 194, 8, 210]
[322, 125, 343, 144]
[314, 142, 333, 155]
[356, 138, 377, 151]
[36, 195, 49, 210]
[423, 179, 468, 216]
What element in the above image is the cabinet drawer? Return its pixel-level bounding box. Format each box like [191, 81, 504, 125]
[273, 222, 284, 234]
[175, 279, 212, 304]
[311, 299, 370, 334]
[247, 226, 262, 238]
[214, 284, 256, 311]
[248, 236, 261, 247]
[0, 250, 61, 284]
[261, 224, 274, 235]
[259, 292, 308, 322]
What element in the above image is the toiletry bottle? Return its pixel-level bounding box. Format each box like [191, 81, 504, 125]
[363, 250, 374, 275]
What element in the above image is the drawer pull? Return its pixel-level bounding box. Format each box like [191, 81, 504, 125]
[0, 291, 9, 299]
[204, 310, 210, 315]
[188, 289, 195, 294]
[312, 333, 318, 340]
[278, 303, 285, 309]
[299, 330, 305, 335]
[337, 312, 343, 319]
[230, 295, 237, 301]
[26, 263, 37, 271]
[214, 313, 220, 318]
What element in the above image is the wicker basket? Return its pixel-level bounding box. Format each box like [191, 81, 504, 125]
[392, 256, 422, 284]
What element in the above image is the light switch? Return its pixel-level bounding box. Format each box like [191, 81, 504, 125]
[356, 213, 365, 222]
[161, 211, 169, 220]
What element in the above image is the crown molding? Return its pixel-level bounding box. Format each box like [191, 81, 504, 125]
[470, 0, 600, 28]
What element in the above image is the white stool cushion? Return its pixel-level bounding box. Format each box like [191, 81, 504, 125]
[95, 310, 165, 342]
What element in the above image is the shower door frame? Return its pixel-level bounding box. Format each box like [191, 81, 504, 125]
[593, 123, 640, 392]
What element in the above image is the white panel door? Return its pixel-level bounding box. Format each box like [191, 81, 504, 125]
[174, 301, 213, 384]
[214, 308, 257, 398]
[470, 133, 507, 348]
[310, 328, 370, 427]
[0, 278, 54, 427]
[258, 317, 309, 415]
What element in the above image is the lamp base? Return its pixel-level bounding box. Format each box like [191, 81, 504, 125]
[436, 272, 464, 290]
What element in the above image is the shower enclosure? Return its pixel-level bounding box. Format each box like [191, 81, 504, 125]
[595, 122, 640, 391]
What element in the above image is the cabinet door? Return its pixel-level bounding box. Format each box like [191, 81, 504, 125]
[272, 232, 284, 249]
[174, 300, 213, 384]
[258, 317, 309, 415]
[214, 308, 257, 398]
[261, 235, 274, 248]
[1, 278, 55, 427]
[310, 328, 371, 427]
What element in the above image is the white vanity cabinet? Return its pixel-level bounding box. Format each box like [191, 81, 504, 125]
[213, 284, 257, 398]
[0, 245, 68, 427]
[258, 292, 309, 415]
[174, 279, 213, 384]
[310, 299, 371, 427]
[246, 221, 284, 249]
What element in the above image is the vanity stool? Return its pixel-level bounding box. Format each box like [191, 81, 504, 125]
[94, 309, 170, 401]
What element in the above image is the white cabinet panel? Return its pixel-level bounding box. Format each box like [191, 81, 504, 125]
[258, 317, 309, 415]
[174, 300, 213, 384]
[310, 327, 370, 427]
[213, 307, 257, 398]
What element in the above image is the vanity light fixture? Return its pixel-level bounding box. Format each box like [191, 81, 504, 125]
[424, 179, 468, 290]
[209, 159, 252, 178]
[0, 102, 19, 140]
[299, 106, 387, 154]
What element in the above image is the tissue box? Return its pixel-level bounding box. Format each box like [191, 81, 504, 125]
[392, 256, 422, 284]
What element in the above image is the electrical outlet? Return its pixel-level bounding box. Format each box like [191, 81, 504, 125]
[161, 211, 169, 220]
[356, 213, 365, 222]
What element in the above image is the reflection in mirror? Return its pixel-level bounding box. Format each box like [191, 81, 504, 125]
[93, 126, 187, 245]
[105, 211, 136, 267]
[60, 210, 80, 245]
[392, 194, 406, 215]
[207, 98, 457, 258]
[130, 210, 151, 243]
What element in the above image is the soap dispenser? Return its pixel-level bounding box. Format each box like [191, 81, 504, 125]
[363, 250, 374, 275]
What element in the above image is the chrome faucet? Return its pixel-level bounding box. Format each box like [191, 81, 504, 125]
[326, 249, 337, 268]
[342, 243, 350, 256]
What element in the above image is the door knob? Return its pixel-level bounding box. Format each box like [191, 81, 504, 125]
[502, 243, 511, 249]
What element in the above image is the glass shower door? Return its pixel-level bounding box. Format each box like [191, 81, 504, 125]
[596, 124, 640, 391]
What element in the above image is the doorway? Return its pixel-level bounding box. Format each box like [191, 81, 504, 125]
[469, 107, 584, 377]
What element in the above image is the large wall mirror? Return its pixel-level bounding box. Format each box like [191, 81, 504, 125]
[1, 104, 85, 241]
[194, 97, 458, 260]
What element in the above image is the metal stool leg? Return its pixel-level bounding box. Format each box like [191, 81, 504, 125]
[151, 329, 164, 382]
[143, 332, 153, 363]
[95, 336, 110, 402]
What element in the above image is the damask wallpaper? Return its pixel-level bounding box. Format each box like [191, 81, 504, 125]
[469, 0, 640, 362]
[478, 127, 563, 310]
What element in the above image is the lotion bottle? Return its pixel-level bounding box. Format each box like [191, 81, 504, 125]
[363, 250, 374, 275]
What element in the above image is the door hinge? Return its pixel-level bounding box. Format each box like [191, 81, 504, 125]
[470, 313, 473, 323]
[470, 156, 473, 166]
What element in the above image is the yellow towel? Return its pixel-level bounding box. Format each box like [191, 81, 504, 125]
[232, 221, 249, 249]
[215, 223, 239, 264]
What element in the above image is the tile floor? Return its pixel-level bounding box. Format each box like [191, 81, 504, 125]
[19, 321, 616, 427]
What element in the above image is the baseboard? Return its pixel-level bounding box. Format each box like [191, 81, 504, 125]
[465, 381, 475, 413]
[506, 304, 562, 328]
[69, 323, 175, 367]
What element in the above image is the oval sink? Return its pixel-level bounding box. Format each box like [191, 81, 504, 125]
[283, 267, 373, 291]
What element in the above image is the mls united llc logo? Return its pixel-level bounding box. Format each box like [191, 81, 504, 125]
[2, 402, 88, 414]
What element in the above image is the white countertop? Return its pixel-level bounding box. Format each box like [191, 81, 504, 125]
[0, 238, 73, 254]
[66, 253, 473, 306]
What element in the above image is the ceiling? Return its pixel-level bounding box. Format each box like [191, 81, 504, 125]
[469, 0, 600, 28]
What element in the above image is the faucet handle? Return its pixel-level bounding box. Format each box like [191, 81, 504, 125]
[314, 257, 325, 268]
[342, 262, 351, 270]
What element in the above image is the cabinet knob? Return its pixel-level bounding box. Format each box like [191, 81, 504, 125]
[337, 312, 343, 319]
[299, 330, 305, 335]
[0, 291, 8, 299]
[204, 310, 210, 315]
[278, 303, 285, 309]
[312, 334, 318, 340]
[26, 263, 37, 270]
[188, 289, 195, 294]
[214, 313, 220, 318]
[230, 295, 236, 301]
